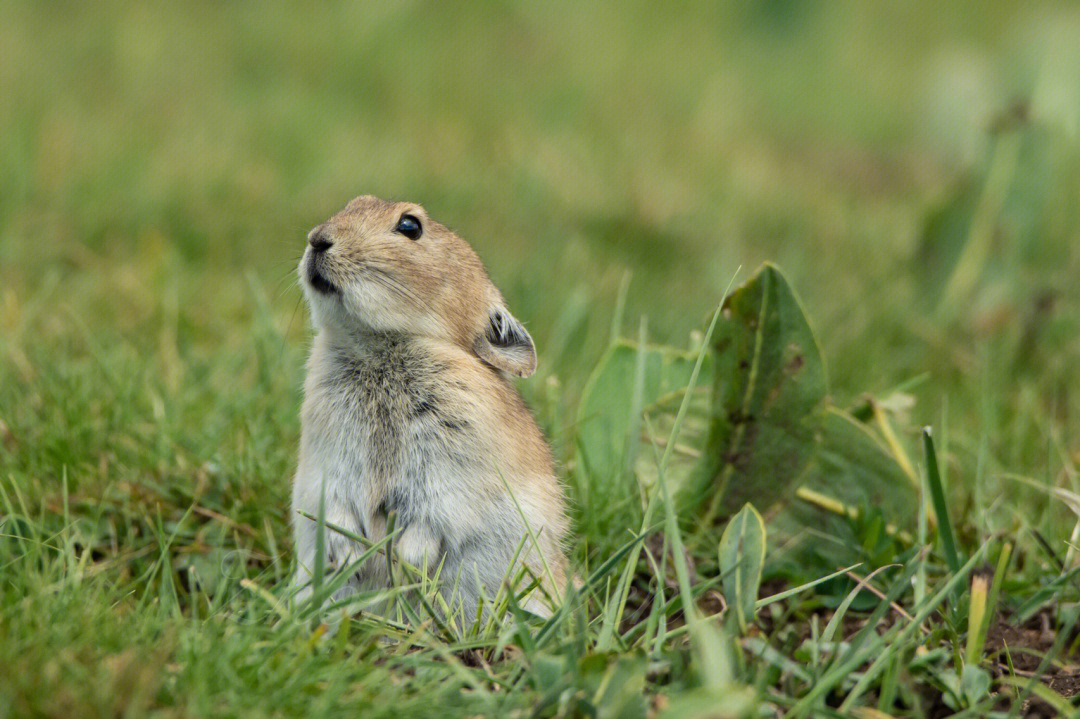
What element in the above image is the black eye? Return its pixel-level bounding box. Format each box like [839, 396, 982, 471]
[394, 214, 422, 240]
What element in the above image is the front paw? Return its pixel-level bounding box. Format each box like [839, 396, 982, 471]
[396, 525, 441, 572]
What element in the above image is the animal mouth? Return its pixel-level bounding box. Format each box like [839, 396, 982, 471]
[305, 254, 339, 295]
[309, 270, 338, 295]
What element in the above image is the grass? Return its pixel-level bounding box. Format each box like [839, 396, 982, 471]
[4, 2, 1080, 716]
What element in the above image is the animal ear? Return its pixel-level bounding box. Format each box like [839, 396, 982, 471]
[474, 305, 537, 377]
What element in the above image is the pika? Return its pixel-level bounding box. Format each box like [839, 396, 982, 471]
[292, 195, 569, 621]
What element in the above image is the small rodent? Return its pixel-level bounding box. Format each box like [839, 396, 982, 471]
[292, 195, 569, 621]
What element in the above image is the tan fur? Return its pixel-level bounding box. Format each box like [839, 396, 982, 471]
[292, 195, 568, 620]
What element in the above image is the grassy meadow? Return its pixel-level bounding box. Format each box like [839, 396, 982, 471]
[4, 2, 1080, 716]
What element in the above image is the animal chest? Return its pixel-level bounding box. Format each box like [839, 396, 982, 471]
[309, 342, 479, 533]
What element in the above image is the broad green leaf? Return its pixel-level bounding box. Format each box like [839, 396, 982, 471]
[658, 689, 757, 719]
[576, 339, 712, 532]
[590, 652, 648, 719]
[670, 622, 756, 719]
[718, 503, 766, 635]
[684, 263, 827, 521]
[960, 665, 991, 708]
[813, 408, 919, 501]
[772, 407, 920, 569]
[528, 652, 564, 692]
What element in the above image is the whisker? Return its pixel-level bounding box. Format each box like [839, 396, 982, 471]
[284, 287, 306, 343]
[273, 263, 303, 302]
[270, 253, 305, 301]
[373, 273, 431, 312]
[358, 264, 432, 312]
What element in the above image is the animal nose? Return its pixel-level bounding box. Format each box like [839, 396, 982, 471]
[308, 227, 333, 253]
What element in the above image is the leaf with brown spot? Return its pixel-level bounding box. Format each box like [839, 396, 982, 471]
[681, 263, 827, 521]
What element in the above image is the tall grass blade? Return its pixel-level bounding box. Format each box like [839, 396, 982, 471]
[837, 544, 989, 712]
[923, 428, 960, 574]
[596, 267, 739, 650]
[311, 477, 327, 604]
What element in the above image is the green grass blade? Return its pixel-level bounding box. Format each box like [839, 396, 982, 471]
[756, 563, 862, 610]
[311, 478, 327, 604]
[837, 543, 990, 713]
[597, 267, 738, 651]
[924, 427, 960, 574]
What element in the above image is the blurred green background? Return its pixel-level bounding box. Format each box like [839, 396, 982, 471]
[4, 2, 1080, 715]
[4, 0, 1080, 525]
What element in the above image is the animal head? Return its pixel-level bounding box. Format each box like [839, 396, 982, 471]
[299, 195, 536, 377]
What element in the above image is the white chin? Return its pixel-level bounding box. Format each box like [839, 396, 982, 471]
[301, 282, 347, 330]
